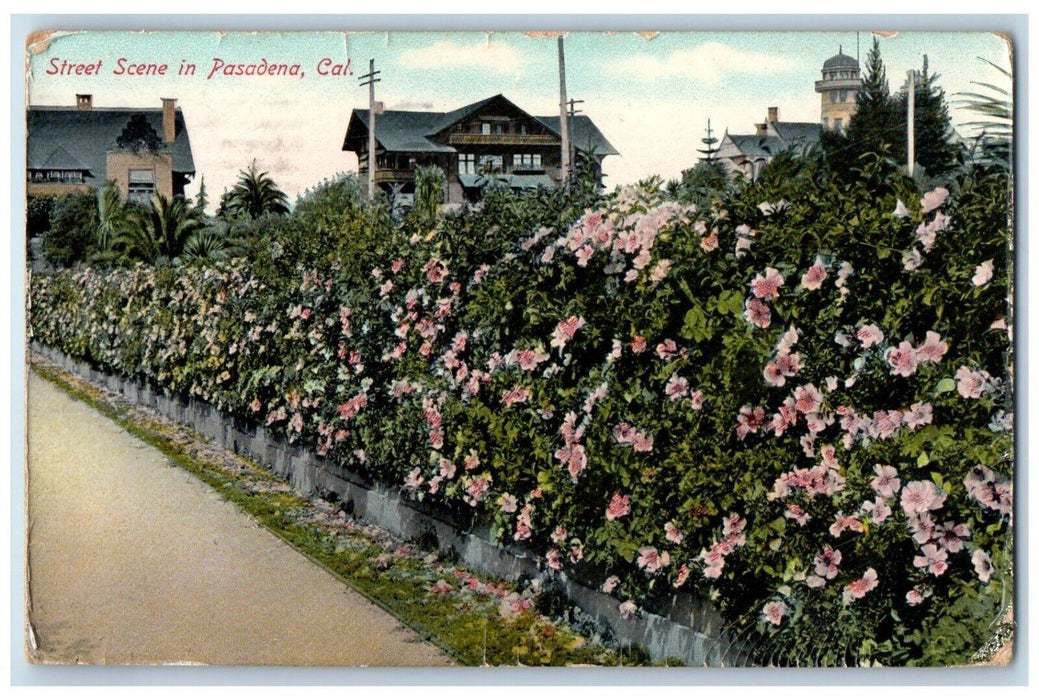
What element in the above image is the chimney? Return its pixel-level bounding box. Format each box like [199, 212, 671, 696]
[76, 94, 92, 110]
[755, 122, 767, 137]
[161, 98, 177, 144]
[768, 106, 779, 123]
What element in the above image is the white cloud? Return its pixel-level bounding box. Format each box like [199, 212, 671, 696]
[396, 39, 524, 74]
[614, 42, 799, 85]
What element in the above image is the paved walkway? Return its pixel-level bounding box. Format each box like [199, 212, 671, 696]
[25, 372, 451, 666]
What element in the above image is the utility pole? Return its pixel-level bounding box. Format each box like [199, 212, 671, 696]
[567, 97, 583, 176]
[558, 36, 571, 187]
[906, 69, 916, 175]
[359, 58, 381, 200]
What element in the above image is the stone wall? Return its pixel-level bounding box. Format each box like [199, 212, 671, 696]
[31, 342, 748, 666]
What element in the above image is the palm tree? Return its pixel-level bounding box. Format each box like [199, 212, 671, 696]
[95, 181, 127, 252]
[119, 193, 204, 265]
[956, 57, 1013, 170]
[221, 160, 290, 220]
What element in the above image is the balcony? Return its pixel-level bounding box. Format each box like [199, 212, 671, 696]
[359, 168, 416, 183]
[447, 133, 559, 146]
[815, 78, 862, 92]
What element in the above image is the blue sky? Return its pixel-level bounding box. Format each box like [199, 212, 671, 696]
[26, 30, 1012, 203]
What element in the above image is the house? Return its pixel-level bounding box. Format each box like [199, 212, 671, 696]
[716, 107, 822, 181]
[27, 95, 195, 203]
[716, 49, 861, 181]
[341, 94, 618, 204]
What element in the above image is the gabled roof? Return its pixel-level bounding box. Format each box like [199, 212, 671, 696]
[724, 121, 821, 159]
[37, 145, 90, 172]
[726, 134, 787, 158]
[535, 115, 619, 156]
[770, 121, 822, 147]
[27, 106, 195, 187]
[343, 94, 618, 157]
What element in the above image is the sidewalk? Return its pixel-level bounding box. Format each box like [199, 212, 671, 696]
[25, 372, 451, 666]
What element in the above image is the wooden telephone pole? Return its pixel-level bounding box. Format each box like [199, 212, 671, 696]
[906, 69, 916, 175]
[359, 59, 381, 200]
[558, 36, 571, 186]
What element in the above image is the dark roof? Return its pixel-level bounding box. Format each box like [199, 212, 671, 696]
[823, 51, 860, 70]
[727, 134, 787, 158]
[771, 121, 822, 146]
[535, 115, 619, 156]
[27, 106, 195, 187]
[343, 95, 618, 157]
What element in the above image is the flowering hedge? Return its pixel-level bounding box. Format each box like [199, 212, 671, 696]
[30, 161, 1012, 665]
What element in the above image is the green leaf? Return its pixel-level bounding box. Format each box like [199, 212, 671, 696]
[918, 451, 930, 467]
[934, 377, 957, 395]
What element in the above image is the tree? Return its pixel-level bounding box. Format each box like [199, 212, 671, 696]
[119, 193, 204, 264]
[697, 119, 721, 162]
[955, 57, 1012, 170]
[42, 191, 99, 267]
[220, 161, 290, 220]
[115, 113, 162, 153]
[95, 181, 127, 252]
[902, 56, 961, 177]
[827, 37, 904, 174]
[193, 176, 210, 216]
[413, 165, 445, 227]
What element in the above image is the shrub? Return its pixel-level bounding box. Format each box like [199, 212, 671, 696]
[30, 156, 1012, 666]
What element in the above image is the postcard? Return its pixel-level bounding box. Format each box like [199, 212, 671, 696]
[23, 28, 1014, 669]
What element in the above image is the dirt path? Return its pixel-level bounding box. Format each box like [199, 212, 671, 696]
[25, 372, 451, 666]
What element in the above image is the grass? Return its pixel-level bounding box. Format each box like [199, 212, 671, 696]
[31, 356, 658, 667]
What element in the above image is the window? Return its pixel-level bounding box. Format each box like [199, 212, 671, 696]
[834, 118, 844, 133]
[478, 154, 503, 172]
[481, 123, 491, 135]
[840, 89, 848, 102]
[458, 153, 476, 175]
[830, 91, 837, 104]
[29, 169, 84, 183]
[128, 168, 155, 204]
[518, 124, 528, 135]
[512, 153, 543, 170]
[493, 123, 505, 135]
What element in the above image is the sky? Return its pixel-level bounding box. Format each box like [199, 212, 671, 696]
[25, 30, 1012, 206]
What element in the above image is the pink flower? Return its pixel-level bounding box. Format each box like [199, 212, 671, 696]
[650, 259, 672, 283]
[689, 391, 705, 410]
[632, 432, 654, 453]
[913, 543, 949, 576]
[744, 298, 772, 329]
[784, 504, 812, 526]
[901, 480, 947, 516]
[906, 588, 928, 606]
[870, 464, 902, 500]
[829, 513, 864, 538]
[674, 564, 691, 588]
[498, 493, 518, 514]
[763, 362, 786, 387]
[751, 267, 785, 300]
[972, 549, 994, 583]
[501, 386, 531, 407]
[903, 402, 933, 429]
[605, 493, 631, 521]
[701, 229, 719, 252]
[920, 187, 950, 214]
[801, 260, 827, 290]
[546, 548, 563, 570]
[793, 384, 824, 415]
[554, 443, 588, 481]
[550, 315, 587, 352]
[776, 352, 801, 377]
[619, 600, 638, 619]
[631, 335, 647, 353]
[862, 499, 892, 524]
[955, 366, 993, 399]
[429, 580, 453, 595]
[664, 521, 684, 544]
[842, 568, 879, 603]
[602, 575, 620, 594]
[665, 374, 690, 400]
[972, 260, 994, 287]
[856, 324, 885, 349]
[637, 546, 670, 573]
[405, 468, 424, 490]
[466, 473, 492, 504]
[762, 600, 789, 626]
[814, 545, 842, 580]
[936, 521, 970, 553]
[915, 331, 948, 364]
[656, 339, 680, 360]
[736, 405, 766, 440]
[887, 341, 919, 377]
